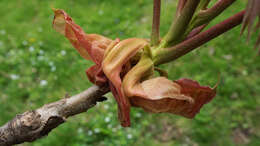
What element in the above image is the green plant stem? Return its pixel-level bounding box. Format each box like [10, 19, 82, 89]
[176, 0, 187, 16]
[151, 0, 161, 46]
[153, 10, 245, 65]
[163, 0, 200, 47]
[187, 0, 236, 34]
[196, 0, 210, 11]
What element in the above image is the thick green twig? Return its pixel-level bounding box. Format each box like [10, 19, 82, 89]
[187, 0, 236, 34]
[163, 0, 200, 47]
[154, 10, 245, 65]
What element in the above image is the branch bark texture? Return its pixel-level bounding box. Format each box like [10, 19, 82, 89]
[0, 85, 109, 146]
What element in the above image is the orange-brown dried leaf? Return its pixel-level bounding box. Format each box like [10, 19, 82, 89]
[128, 77, 195, 114]
[123, 54, 196, 117]
[53, 9, 111, 64]
[86, 65, 107, 87]
[174, 78, 216, 118]
[129, 78, 216, 118]
[123, 55, 216, 118]
[53, 9, 114, 86]
[102, 38, 148, 127]
[122, 51, 154, 99]
[103, 38, 148, 93]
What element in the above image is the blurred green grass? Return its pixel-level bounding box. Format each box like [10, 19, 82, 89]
[0, 0, 259, 146]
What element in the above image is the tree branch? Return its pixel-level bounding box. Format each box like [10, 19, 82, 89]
[0, 85, 109, 146]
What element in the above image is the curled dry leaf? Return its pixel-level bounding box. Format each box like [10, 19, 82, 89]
[174, 78, 217, 118]
[123, 53, 216, 119]
[102, 38, 148, 127]
[53, 9, 112, 86]
[53, 9, 111, 64]
[129, 77, 216, 118]
[85, 65, 107, 86]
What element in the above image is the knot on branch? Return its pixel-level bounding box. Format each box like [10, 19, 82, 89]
[0, 111, 42, 145]
[40, 116, 65, 136]
[19, 111, 42, 131]
[0, 85, 107, 145]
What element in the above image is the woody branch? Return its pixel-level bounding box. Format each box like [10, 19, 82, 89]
[0, 85, 108, 146]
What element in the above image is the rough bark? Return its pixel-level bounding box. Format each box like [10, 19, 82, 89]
[0, 85, 109, 146]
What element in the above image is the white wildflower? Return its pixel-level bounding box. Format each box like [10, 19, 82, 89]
[7, 50, 15, 56]
[37, 56, 44, 61]
[104, 104, 109, 110]
[22, 41, 28, 45]
[49, 61, 54, 66]
[61, 50, 66, 56]
[29, 46, 35, 52]
[40, 80, 48, 86]
[0, 30, 6, 35]
[136, 113, 142, 118]
[107, 124, 112, 129]
[112, 128, 117, 132]
[51, 66, 56, 72]
[127, 134, 133, 139]
[208, 47, 215, 56]
[242, 70, 248, 76]
[77, 128, 83, 133]
[223, 54, 232, 60]
[94, 128, 100, 133]
[39, 50, 44, 55]
[88, 130, 93, 136]
[98, 10, 104, 15]
[105, 117, 110, 123]
[10, 74, 19, 80]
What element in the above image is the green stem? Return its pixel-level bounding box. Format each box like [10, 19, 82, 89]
[151, 0, 161, 46]
[163, 0, 200, 48]
[187, 0, 236, 34]
[196, 0, 210, 11]
[154, 10, 245, 65]
[176, 0, 187, 16]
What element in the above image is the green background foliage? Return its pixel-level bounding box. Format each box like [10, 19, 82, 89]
[0, 0, 259, 145]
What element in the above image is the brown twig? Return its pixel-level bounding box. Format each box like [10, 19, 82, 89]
[0, 85, 109, 146]
[151, 0, 161, 46]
